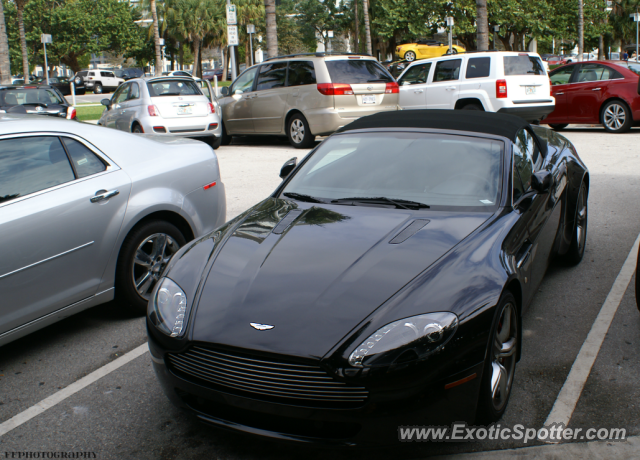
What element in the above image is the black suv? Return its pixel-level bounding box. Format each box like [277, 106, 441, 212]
[114, 68, 145, 80]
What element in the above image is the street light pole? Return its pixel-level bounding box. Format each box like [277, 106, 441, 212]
[247, 24, 255, 66]
[445, 17, 454, 54]
[492, 25, 500, 51]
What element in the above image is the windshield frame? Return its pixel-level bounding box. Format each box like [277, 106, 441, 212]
[275, 128, 507, 212]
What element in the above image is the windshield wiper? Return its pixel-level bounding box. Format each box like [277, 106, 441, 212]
[331, 197, 430, 210]
[282, 192, 328, 204]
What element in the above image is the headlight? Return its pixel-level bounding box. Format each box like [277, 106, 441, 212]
[348, 312, 458, 368]
[148, 277, 189, 337]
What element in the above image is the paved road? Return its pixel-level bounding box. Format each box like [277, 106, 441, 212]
[1, 127, 639, 459]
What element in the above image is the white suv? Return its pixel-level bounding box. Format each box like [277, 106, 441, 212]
[396, 51, 555, 122]
[83, 70, 125, 94]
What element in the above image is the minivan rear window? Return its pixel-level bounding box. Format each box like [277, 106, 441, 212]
[503, 55, 545, 76]
[325, 60, 393, 84]
[147, 79, 202, 97]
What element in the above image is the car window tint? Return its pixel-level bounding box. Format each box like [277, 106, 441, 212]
[113, 84, 129, 103]
[577, 63, 623, 81]
[231, 67, 258, 94]
[466, 57, 491, 78]
[256, 62, 287, 91]
[398, 63, 431, 85]
[0, 89, 63, 106]
[0, 136, 75, 203]
[504, 55, 546, 75]
[324, 60, 393, 83]
[513, 129, 540, 192]
[147, 79, 202, 97]
[433, 59, 462, 82]
[287, 61, 316, 86]
[128, 82, 140, 100]
[62, 138, 106, 178]
[550, 65, 575, 85]
[512, 160, 525, 202]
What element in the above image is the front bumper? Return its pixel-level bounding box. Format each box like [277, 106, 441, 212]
[497, 103, 556, 122]
[148, 333, 483, 446]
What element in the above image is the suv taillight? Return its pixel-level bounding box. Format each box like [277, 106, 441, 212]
[385, 82, 399, 94]
[148, 105, 159, 116]
[317, 83, 354, 96]
[496, 79, 507, 99]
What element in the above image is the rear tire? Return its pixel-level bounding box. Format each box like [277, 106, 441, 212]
[549, 123, 568, 131]
[132, 124, 143, 134]
[94, 83, 103, 94]
[461, 103, 483, 111]
[563, 181, 588, 265]
[287, 113, 315, 149]
[115, 220, 187, 315]
[601, 100, 632, 133]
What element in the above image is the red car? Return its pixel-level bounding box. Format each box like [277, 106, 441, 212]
[547, 55, 567, 66]
[545, 60, 640, 133]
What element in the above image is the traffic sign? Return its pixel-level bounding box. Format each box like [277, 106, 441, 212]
[41, 34, 52, 44]
[446, 17, 454, 27]
[227, 25, 239, 46]
[226, 5, 237, 25]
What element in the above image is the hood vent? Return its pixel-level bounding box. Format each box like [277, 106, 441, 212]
[272, 209, 303, 235]
[389, 219, 430, 244]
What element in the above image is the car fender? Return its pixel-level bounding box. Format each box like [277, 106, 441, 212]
[455, 89, 494, 111]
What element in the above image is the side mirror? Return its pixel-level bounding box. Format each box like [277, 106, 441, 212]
[100, 98, 111, 108]
[280, 157, 297, 180]
[220, 86, 229, 97]
[531, 170, 553, 193]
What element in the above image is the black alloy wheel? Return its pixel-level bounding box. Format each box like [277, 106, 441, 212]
[564, 181, 588, 265]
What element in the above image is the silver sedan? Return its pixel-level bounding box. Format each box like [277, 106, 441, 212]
[0, 114, 226, 346]
[98, 76, 223, 149]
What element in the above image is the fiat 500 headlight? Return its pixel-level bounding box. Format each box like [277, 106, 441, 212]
[348, 312, 458, 368]
[148, 277, 190, 337]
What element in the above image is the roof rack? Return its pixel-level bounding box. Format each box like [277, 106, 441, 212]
[264, 52, 373, 62]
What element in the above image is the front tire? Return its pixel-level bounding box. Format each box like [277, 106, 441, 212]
[115, 221, 187, 314]
[287, 113, 315, 149]
[476, 292, 519, 424]
[550, 123, 568, 131]
[563, 181, 588, 265]
[601, 100, 632, 133]
[404, 51, 416, 61]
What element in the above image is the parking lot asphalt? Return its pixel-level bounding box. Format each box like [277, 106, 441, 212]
[1, 127, 639, 459]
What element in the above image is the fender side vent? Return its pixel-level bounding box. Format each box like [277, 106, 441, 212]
[272, 209, 303, 235]
[389, 219, 430, 244]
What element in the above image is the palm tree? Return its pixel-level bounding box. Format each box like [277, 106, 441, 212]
[363, 0, 372, 55]
[578, 0, 584, 60]
[15, 0, 29, 83]
[476, 0, 489, 50]
[151, 0, 163, 75]
[0, 0, 10, 84]
[264, 0, 277, 58]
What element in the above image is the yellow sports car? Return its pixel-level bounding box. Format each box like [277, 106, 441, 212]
[396, 40, 466, 61]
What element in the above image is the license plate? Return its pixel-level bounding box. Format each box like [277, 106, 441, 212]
[177, 106, 192, 115]
[362, 95, 376, 104]
[525, 86, 536, 95]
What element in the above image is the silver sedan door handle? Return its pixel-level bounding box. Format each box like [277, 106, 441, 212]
[592, 87, 601, 91]
[90, 189, 120, 203]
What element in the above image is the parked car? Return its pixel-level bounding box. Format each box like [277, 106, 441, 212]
[114, 68, 145, 80]
[148, 109, 589, 445]
[0, 85, 76, 119]
[0, 115, 226, 346]
[218, 53, 399, 148]
[610, 52, 620, 61]
[546, 55, 568, 66]
[396, 40, 466, 62]
[98, 76, 222, 148]
[385, 59, 410, 78]
[34, 76, 86, 96]
[202, 69, 222, 81]
[396, 51, 554, 122]
[545, 60, 640, 133]
[83, 70, 125, 94]
[163, 70, 193, 77]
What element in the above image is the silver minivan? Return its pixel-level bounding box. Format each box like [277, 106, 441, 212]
[218, 54, 400, 148]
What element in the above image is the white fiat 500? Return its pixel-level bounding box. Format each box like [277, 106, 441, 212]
[98, 76, 222, 148]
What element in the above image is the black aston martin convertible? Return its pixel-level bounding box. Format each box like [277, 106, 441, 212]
[147, 110, 589, 445]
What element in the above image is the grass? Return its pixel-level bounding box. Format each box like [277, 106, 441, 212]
[76, 105, 105, 121]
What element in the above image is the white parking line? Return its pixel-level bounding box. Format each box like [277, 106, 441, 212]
[544, 232, 640, 430]
[0, 343, 149, 438]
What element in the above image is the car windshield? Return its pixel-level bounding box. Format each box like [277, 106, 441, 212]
[281, 132, 503, 209]
[503, 55, 546, 75]
[147, 79, 202, 97]
[325, 60, 394, 83]
[0, 88, 64, 106]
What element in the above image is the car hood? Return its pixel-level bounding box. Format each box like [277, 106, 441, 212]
[191, 198, 493, 358]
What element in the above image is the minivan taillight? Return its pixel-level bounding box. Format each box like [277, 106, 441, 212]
[317, 83, 354, 96]
[496, 79, 507, 99]
[385, 82, 399, 94]
[148, 105, 159, 116]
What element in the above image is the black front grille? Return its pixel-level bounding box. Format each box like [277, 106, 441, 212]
[166, 346, 368, 409]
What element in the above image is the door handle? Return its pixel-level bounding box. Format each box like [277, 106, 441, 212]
[446, 86, 456, 91]
[90, 190, 120, 203]
[592, 87, 601, 91]
[414, 90, 424, 93]
[555, 92, 564, 95]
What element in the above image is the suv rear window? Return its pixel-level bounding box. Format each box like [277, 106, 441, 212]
[325, 60, 393, 84]
[147, 79, 202, 97]
[503, 55, 545, 76]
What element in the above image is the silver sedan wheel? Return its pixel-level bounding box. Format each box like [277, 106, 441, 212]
[490, 302, 518, 412]
[290, 119, 305, 144]
[132, 233, 180, 300]
[603, 103, 626, 131]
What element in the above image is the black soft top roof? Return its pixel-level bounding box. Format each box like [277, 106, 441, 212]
[337, 109, 531, 144]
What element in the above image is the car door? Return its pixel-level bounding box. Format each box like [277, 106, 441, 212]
[220, 66, 258, 134]
[104, 83, 130, 130]
[102, 71, 117, 90]
[117, 82, 142, 131]
[427, 58, 462, 109]
[547, 64, 578, 122]
[567, 63, 621, 122]
[398, 62, 431, 109]
[0, 135, 131, 336]
[252, 62, 288, 133]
